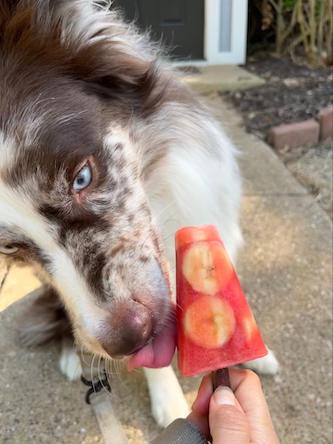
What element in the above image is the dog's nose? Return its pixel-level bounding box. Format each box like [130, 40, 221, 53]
[101, 300, 153, 357]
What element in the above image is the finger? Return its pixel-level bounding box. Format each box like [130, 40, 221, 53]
[229, 368, 280, 444]
[192, 374, 213, 415]
[209, 386, 250, 444]
[188, 375, 213, 437]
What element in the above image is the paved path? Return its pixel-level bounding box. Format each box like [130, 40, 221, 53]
[1, 96, 332, 444]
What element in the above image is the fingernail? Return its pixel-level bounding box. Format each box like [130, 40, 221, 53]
[213, 386, 236, 406]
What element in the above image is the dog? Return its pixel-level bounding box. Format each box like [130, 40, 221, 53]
[0, 0, 278, 427]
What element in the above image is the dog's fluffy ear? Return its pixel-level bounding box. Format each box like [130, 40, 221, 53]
[0, 0, 167, 115]
[78, 54, 167, 115]
[61, 10, 167, 115]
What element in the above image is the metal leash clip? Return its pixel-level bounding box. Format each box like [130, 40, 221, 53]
[81, 370, 112, 404]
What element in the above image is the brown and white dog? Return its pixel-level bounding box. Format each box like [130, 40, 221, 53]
[0, 0, 278, 427]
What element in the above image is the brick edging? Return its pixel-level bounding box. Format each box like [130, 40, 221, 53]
[269, 105, 332, 150]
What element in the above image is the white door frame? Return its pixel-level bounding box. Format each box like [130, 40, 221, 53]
[205, 0, 248, 64]
[172, 0, 248, 66]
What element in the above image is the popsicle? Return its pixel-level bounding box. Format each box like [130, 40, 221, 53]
[176, 225, 267, 377]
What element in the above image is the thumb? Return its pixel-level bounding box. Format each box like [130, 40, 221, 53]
[209, 387, 250, 444]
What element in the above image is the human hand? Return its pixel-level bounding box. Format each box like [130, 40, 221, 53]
[188, 368, 280, 444]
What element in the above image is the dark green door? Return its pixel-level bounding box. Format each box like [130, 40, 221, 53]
[113, 0, 204, 60]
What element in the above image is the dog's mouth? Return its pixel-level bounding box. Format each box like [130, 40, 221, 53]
[127, 315, 176, 370]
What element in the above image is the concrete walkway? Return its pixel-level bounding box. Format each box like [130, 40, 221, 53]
[179, 64, 265, 93]
[0, 96, 332, 444]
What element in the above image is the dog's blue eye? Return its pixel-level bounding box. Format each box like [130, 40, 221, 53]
[73, 164, 92, 192]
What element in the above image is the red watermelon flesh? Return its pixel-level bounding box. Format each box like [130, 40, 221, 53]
[176, 225, 268, 377]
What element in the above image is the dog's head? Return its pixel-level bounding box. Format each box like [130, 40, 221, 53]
[0, 0, 173, 362]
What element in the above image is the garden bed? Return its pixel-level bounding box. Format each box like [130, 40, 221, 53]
[221, 55, 332, 219]
[222, 55, 332, 141]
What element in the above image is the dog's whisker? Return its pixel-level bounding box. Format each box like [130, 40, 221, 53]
[113, 359, 120, 377]
[113, 358, 123, 377]
[107, 359, 121, 380]
[110, 359, 118, 377]
[97, 355, 109, 394]
[78, 343, 90, 367]
[105, 357, 114, 376]
[90, 354, 98, 397]
[105, 359, 113, 378]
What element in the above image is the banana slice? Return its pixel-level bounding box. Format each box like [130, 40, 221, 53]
[182, 241, 233, 295]
[242, 312, 258, 342]
[184, 295, 235, 349]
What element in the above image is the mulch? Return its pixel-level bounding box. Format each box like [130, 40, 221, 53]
[221, 55, 332, 141]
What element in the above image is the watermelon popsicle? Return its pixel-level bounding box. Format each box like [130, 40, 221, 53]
[176, 225, 267, 377]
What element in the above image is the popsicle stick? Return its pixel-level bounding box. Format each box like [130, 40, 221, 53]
[212, 368, 231, 390]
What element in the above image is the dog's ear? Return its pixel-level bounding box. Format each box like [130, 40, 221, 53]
[0, 0, 168, 115]
[70, 41, 167, 116]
